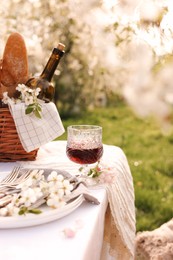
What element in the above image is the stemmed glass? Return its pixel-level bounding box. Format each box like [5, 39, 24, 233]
[66, 125, 103, 168]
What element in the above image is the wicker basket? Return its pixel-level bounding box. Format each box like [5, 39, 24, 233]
[0, 107, 38, 162]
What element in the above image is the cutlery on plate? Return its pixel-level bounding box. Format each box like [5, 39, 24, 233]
[0, 167, 21, 184]
[66, 182, 100, 205]
[0, 195, 13, 208]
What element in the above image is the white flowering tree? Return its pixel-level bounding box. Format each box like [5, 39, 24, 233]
[0, 0, 173, 122]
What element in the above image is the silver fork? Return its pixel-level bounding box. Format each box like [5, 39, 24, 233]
[0, 167, 21, 184]
[11, 169, 33, 184]
[0, 169, 38, 206]
[0, 169, 35, 188]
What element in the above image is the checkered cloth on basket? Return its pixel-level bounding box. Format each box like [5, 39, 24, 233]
[8, 101, 65, 152]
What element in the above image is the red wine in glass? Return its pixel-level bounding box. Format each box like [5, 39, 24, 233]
[66, 145, 103, 164]
[66, 125, 103, 165]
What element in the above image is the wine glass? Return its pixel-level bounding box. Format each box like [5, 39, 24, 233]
[66, 125, 103, 167]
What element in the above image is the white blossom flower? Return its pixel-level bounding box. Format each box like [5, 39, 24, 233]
[19, 188, 38, 207]
[6, 202, 19, 216]
[47, 171, 63, 182]
[48, 186, 64, 198]
[48, 180, 63, 189]
[27, 88, 33, 94]
[39, 180, 49, 193]
[2, 92, 10, 104]
[32, 187, 43, 199]
[34, 88, 41, 97]
[16, 84, 27, 93]
[2, 84, 43, 119]
[30, 169, 44, 185]
[84, 161, 116, 184]
[98, 171, 115, 184]
[0, 196, 20, 216]
[57, 174, 65, 181]
[47, 195, 66, 209]
[11, 194, 20, 207]
[24, 94, 34, 106]
[62, 179, 73, 195]
[47, 172, 65, 189]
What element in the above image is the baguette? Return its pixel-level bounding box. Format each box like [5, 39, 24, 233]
[1, 32, 29, 98]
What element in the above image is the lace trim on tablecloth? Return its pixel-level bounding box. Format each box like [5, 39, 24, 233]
[100, 150, 136, 260]
[101, 205, 131, 260]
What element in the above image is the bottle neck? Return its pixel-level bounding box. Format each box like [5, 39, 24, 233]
[40, 48, 64, 82]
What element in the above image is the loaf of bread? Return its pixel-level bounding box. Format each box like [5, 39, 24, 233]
[0, 32, 29, 98]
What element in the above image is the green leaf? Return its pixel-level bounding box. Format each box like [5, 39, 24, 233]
[27, 103, 35, 108]
[18, 206, 42, 215]
[36, 104, 42, 112]
[34, 108, 42, 119]
[25, 106, 34, 115]
[87, 169, 93, 176]
[18, 206, 28, 215]
[28, 208, 42, 214]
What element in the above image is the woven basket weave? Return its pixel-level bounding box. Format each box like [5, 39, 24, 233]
[0, 107, 38, 162]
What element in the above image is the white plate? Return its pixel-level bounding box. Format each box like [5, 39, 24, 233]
[0, 168, 85, 229]
[0, 195, 84, 229]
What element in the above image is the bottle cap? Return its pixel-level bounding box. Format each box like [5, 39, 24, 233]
[57, 43, 65, 51]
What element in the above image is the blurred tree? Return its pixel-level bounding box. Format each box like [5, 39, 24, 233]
[0, 0, 173, 124]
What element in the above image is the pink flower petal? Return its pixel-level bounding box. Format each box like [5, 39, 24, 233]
[75, 219, 84, 229]
[63, 228, 76, 238]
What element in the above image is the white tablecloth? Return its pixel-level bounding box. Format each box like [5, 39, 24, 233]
[0, 141, 135, 260]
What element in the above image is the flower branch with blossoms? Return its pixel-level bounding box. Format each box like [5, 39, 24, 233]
[0, 164, 116, 217]
[2, 84, 43, 119]
[79, 162, 116, 185]
[0, 170, 73, 217]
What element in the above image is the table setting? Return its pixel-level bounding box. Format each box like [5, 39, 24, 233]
[0, 32, 136, 260]
[0, 139, 136, 260]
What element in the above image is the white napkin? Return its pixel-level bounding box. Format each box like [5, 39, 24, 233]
[8, 101, 65, 152]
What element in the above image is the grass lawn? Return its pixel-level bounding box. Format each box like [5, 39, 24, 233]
[58, 103, 173, 232]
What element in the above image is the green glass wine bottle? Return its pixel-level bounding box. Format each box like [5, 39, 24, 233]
[26, 43, 65, 102]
